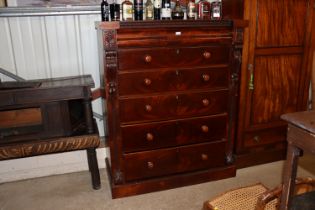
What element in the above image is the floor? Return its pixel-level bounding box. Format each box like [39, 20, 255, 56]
[0, 154, 314, 210]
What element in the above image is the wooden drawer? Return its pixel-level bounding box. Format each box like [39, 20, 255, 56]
[123, 141, 226, 181]
[119, 90, 228, 123]
[118, 46, 230, 70]
[243, 126, 287, 149]
[121, 114, 227, 152]
[116, 24, 234, 48]
[118, 67, 228, 96]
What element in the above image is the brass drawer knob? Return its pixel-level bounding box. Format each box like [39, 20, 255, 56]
[146, 133, 154, 141]
[145, 55, 152, 63]
[203, 51, 211, 59]
[202, 74, 210, 82]
[201, 125, 209, 133]
[253, 135, 260, 143]
[145, 104, 152, 112]
[201, 154, 208, 160]
[144, 78, 152, 86]
[202, 99, 209, 106]
[147, 161, 154, 169]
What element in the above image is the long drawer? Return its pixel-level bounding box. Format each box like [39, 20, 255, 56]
[243, 126, 287, 149]
[121, 114, 227, 152]
[123, 141, 226, 181]
[118, 46, 230, 70]
[118, 67, 228, 96]
[119, 90, 228, 123]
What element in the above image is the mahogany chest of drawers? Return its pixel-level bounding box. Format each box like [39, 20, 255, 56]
[97, 20, 246, 198]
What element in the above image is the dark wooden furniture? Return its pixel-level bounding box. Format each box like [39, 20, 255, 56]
[236, 0, 315, 168]
[279, 111, 315, 209]
[0, 75, 101, 190]
[256, 177, 315, 210]
[97, 18, 247, 198]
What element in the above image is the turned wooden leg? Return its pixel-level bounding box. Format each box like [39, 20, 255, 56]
[280, 143, 301, 210]
[87, 148, 101, 190]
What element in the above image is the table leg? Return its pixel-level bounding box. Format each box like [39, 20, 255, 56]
[87, 148, 101, 190]
[280, 143, 301, 210]
[83, 99, 94, 134]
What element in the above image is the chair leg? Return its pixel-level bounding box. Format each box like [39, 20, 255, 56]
[86, 148, 101, 190]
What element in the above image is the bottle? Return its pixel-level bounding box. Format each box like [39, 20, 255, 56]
[101, 0, 110, 21]
[187, 0, 196, 20]
[161, 0, 171, 20]
[134, 0, 143, 20]
[172, 0, 184, 19]
[211, 0, 222, 20]
[154, 0, 161, 20]
[145, 0, 154, 20]
[197, 0, 210, 20]
[122, 0, 133, 21]
[110, 0, 120, 21]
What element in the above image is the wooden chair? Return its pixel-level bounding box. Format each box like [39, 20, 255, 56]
[255, 177, 315, 210]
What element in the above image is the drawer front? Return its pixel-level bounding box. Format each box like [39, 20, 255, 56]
[123, 141, 226, 181]
[118, 46, 230, 70]
[119, 90, 228, 123]
[121, 115, 227, 153]
[243, 126, 287, 149]
[118, 67, 229, 96]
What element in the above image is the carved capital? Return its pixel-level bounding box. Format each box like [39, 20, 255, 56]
[225, 153, 235, 165]
[103, 30, 117, 50]
[113, 170, 123, 183]
[233, 28, 244, 44]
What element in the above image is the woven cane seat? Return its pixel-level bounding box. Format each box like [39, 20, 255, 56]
[203, 183, 277, 210]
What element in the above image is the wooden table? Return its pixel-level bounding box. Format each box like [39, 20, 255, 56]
[280, 111, 315, 209]
[0, 75, 101, 189]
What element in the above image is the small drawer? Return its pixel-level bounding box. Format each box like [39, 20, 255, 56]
[121, 114, 227, 152]
[123, 141, 226, 181]
[118, 46, 230, 70]
[118, 67, 229, 96]
[243, 126, 287, 148]
[119, 90, 228, 123]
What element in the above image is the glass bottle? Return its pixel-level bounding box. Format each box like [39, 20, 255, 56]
[187, 0, 196, 20]
[172, 0, 184, 19]
[154, 0, 161, 20]
[161, 0, 171, 20]
[101, 0, 110, 21]
[110, 0, 120, 21]
[145, 0, 154, 20]
[197, 0, 210, 20]
[122, 0, 133, 21]
[211, 0, 222, 20]
[134, 0, 144, 20]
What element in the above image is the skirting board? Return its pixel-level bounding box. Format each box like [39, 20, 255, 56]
[0, 148, 106, 183]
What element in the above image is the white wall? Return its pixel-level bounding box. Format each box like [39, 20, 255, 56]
[0, 12, 107, 183]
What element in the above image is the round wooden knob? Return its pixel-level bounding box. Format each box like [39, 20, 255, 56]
[146, 133, 154, 141]
[145, 104, 152, 112]
[201, 125, 209, 133]
[144, 78, 152, 86]
[145, 55, 152, 63]
[202, 74, 210, 82]
[203, 51, 211, 59]
[202, 99, 209, 106]
[201, 154, 208, 161]
[147, 161, 154, 169]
